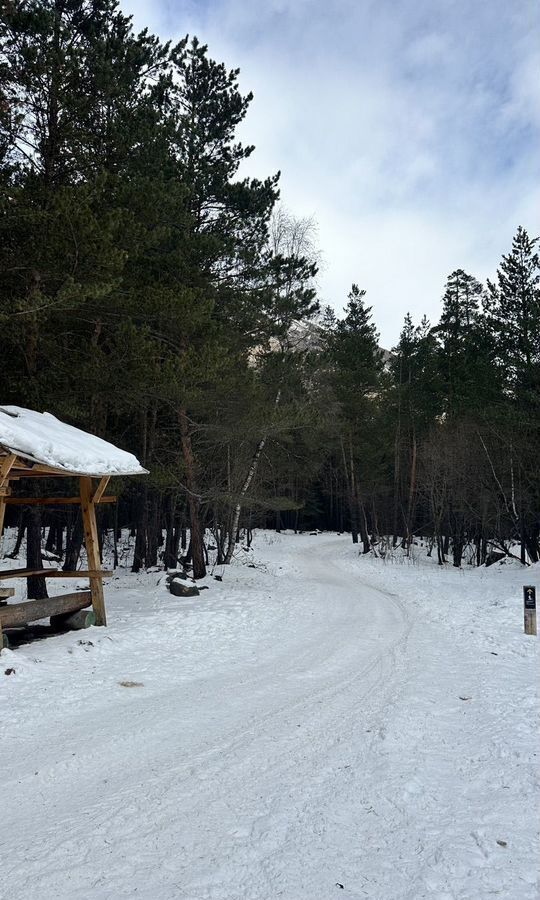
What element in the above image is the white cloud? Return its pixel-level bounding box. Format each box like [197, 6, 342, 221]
[121, 0, 540, 344]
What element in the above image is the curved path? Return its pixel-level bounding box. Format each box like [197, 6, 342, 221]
[1, 535, 411, 899]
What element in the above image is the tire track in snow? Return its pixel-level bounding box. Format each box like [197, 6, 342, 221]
[1, 535, 413, 900]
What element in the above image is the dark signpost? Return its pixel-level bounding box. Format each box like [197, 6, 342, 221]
[523, 586, 537, 636]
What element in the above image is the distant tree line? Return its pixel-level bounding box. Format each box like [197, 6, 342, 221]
[317, 239, 540, 567]
[0, 1, 538, 587]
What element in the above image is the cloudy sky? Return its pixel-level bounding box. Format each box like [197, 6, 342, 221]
[122, 0, 539, 346]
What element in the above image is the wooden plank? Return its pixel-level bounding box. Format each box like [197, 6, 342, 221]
[10, 463, 118, 479]
[5, 495, 117, 506]
[10, 462, 73, 476]
[0, 568, 59, 579]
[0, 591, 92, 628]
[80, 476, 107, 626]
[45, 570, 113, 578]
[8, 469, 74, 478]
[93, 476, 110, 504]
[0, 568, 112, 579]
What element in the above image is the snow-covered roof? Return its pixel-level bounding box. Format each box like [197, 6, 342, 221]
[0, 406, 147, 477]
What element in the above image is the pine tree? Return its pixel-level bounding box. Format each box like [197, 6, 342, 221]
[0, 0, 175, 585]
[324, 285, 383, 547]
[482, 228, 540, 561]
[434, 269, 498, 417]
[1, 0, 173, 181]
[389, 313, 441, 545]
[484, 226, 540, 405]
[329, 285, 382, 410]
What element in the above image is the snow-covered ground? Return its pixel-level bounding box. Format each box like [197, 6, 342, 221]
[1, 532, 538, 900]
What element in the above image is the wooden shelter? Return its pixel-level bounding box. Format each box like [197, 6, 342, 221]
[0, 406, 147, 648]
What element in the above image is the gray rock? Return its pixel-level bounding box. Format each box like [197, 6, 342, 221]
[169, 580, 200, 598]
[166, 570, 188, 583]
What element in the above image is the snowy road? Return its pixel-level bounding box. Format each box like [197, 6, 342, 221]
[1, 534, 538, 899]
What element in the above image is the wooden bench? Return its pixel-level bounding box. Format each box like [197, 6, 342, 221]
[0, 591, 93, 648]
[0, 569, 112, 647]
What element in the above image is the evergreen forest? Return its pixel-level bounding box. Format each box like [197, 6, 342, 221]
[1, 0, 539, 584]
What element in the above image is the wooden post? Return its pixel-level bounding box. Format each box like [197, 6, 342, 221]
[524, 585, 537, 636]
[0, 453, 17, 540]
[0, 453, 17, 488]
[80, 476, 107, 626]
[93, 476, 110, 504]
[0, 455, 16, 648]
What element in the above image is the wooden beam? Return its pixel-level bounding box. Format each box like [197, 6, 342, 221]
[0, 591, 92, 628]
[10, 463, 115, 479]
[50, 608, 96, 631]
[0, 454, 17, 488]
[93, 476, 110, 504]
[4, 495, 117, 506]
[0, 454, 17, 542]
[10, 462, 73, 476]
[42, 570, 113, 578]
[0, 457, 15, 644]
[0, 567, 59, 579]
[7, 469, 75, 478]
[0, 568, 113, 580]
[80, 476, 106, 626]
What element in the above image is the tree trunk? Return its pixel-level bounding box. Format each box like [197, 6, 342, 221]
[132, 484, 148, 573]
[349, 438, 360, 544]
[359, 498, 371, 553]
[54, 522, 63, 556]
[63, 514, 84, 572]
[405, 432, 417, 550]
[113, 503, 119, 569]
[45, 524, 56, 553]
[392, 432, 401, 547]
[145, 491, 160, 568]
[436, 535, 445, 565]
[340, 436, 358, 543]
[164, 494, 178, 569]
[7, 511, 26, 559]
[224, 390, 281, 564]
[179, 407, 206, 578]
[26, 507, 48, 600]
[452, 536, 464, 567]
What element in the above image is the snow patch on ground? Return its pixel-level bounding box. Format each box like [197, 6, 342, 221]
[1, 532, 538, 899]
